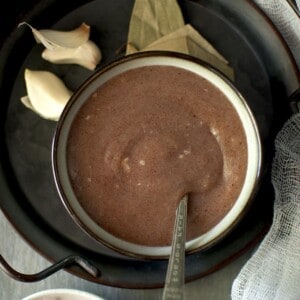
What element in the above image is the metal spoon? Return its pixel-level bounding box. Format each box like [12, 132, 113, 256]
[162, 194, 188, 300]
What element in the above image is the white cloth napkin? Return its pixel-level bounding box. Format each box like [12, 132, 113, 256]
[231, 1, 300, 299]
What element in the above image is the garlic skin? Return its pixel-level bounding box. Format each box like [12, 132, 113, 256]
[19, 22, 90, 50]
[22, 69, 72, 121]
[42, 40, 102, 71]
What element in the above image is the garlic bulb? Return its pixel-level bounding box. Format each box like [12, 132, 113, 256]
[19, 22, 102, 69]
[21, 69, 72, 121]
[42, 40, 102, 71]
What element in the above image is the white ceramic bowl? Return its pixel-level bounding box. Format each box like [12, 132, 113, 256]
[23, 289, 104, 300]
[52, 52, 262, 259]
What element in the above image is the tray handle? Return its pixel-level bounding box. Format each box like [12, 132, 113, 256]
[0, 254, 101, 282]
[289, 88, 300, 114]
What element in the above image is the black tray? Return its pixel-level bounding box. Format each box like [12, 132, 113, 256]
[0, 0, 299, 289]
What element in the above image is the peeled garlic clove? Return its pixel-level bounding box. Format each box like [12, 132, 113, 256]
[42, 40, 102, 70]
[19, 22, 90, 50]
[22, 69, 72, 121]
[20, 95, 36, 110]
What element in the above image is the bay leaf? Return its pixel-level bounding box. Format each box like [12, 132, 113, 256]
[126, 0, 185, 54]
[142, 24, 234, 80]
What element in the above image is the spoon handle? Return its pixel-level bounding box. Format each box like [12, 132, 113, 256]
[162, 194, 188, 300]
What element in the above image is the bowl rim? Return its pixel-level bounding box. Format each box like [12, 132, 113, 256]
[52, 51, 262, 259]
[22, 288, 104, 300]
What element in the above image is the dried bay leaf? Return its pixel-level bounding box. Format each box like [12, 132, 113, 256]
[126, 0, 234, 80]
[126, 0, 185, 54]
[143, 24, 234, 80]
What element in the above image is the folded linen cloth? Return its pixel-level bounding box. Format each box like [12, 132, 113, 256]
[232, 1, 300, 299]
